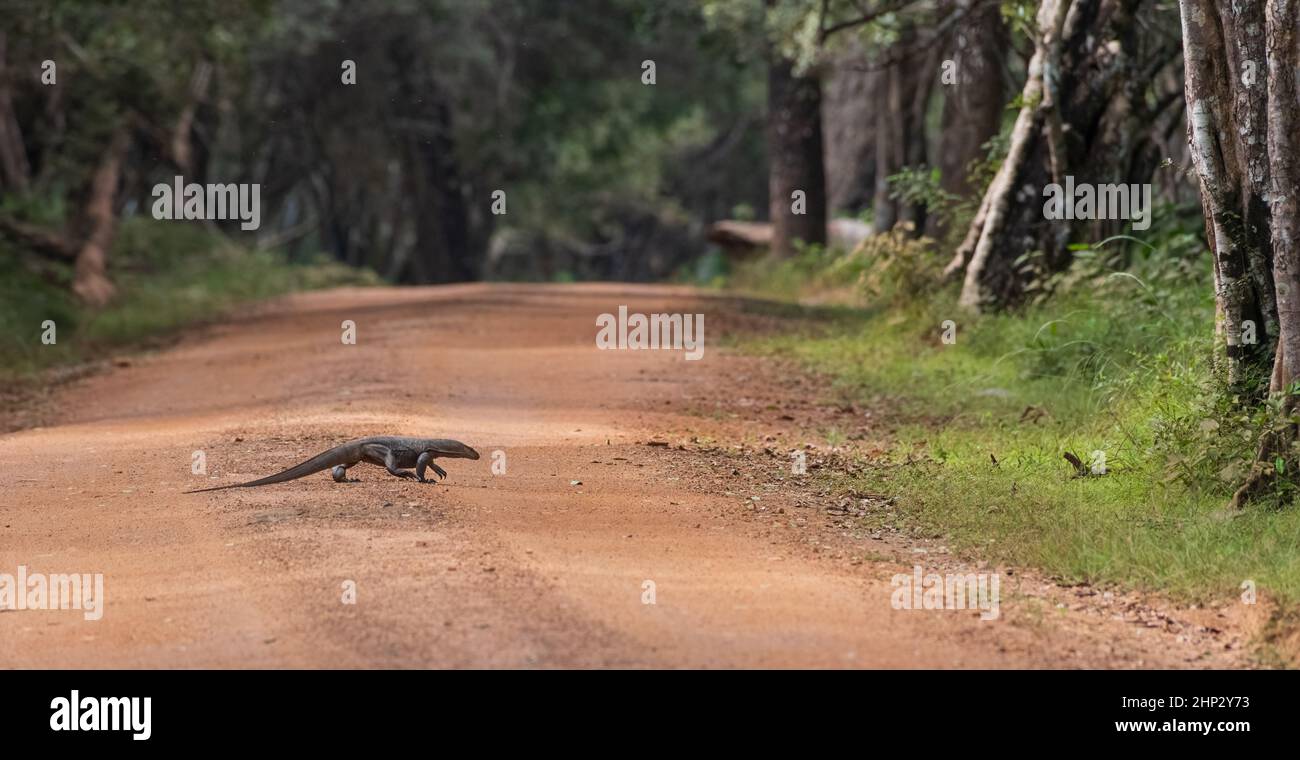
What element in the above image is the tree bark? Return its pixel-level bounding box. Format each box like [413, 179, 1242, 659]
[869, 24, 937, 236]
[1180, 0, 1278, 390]
[70, 124, 131, 307]
[767, 55, 827, 257]
[823, 42, 878, 215]
[171, 60, 212, 176]
[0, 32, 31, 192]
[389, 39, 477, 284]
[1178, 0, 1300, 507]
[871, 63, 902, 234]
[958, 0, 1068, 309]
[1266, 0, 1300, 395]
[937, 0, 1008, 215]
[954, 0, 1162, 310]
[957, 0, 1069, 309]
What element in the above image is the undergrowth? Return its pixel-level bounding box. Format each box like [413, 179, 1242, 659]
[719, 209, 1300, 612]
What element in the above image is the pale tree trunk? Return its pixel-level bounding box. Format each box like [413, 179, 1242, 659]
[1180, 0, 1278, 390]
[1178, 0, 1300, 507]
[956, 0, 1071, 309]
[170, 60, 212, 176]
[71, 124, 131, 307]
[952, 0, 1165, 309]
[1264, 0, 1300, 395]
[767, 56, 827, 257]
[943, 181, 992, 279]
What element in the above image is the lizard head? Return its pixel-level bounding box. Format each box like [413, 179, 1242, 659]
[432, 440, 480, 460]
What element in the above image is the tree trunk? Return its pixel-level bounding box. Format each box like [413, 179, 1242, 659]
[954, 0, 1164, 310]
[70, 124, 131, 307]
[1180, 0, 1280, 391]
[170, 60, 212, 176]
[0, 32, 31, 192]
[1265, 1, 1300, 395]
[957, 0, 1066, 310]
[823, 41, 878, 215]
[0, 213, 73, 260]
[388, 37, 478, 284]
[869, 25, 937, 236]
[937, 0, 1008, 226]
[903, 43, 942, 235]
[767, 55, 826, 257]
[871, 64, 902, 234]
[1178, 0, 1300, 507]
[418, 82, 475, 283]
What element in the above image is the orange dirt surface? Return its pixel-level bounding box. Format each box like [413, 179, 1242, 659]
[0, 284, 1262, 667]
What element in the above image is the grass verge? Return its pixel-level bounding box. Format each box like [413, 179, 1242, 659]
[1, 217, 380, 384]
[723, 235, 1300, 618]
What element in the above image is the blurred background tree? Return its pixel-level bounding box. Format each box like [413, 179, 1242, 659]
[0, 0, 770, 291]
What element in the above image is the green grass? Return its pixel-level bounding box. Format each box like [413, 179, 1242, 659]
[727, 241, 1300, 612]
[1, 216, 380, 382]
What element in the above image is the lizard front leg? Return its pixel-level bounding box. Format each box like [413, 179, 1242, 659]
[416, 452, 448, 482]
[383, 449, 419, 481]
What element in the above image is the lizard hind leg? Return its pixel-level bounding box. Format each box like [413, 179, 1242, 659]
[331, 465, 353, 483]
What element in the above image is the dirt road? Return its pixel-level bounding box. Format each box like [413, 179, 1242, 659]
[0, 284, 1260, 667]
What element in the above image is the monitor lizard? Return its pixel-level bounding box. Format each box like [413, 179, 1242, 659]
[184, 436, 480, 493]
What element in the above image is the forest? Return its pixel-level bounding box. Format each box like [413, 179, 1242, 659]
[3, 0, 1300, 666]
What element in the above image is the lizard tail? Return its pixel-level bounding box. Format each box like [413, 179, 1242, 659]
[184, 446, 347, 493]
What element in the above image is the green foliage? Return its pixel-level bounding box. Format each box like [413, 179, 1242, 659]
[886, 132, 1012, 252]
[718, 224, 948, 307]
[723, 242, 862, 301]
[967, 132, 1012, 202]
[0, 217, 377, 382]
[843, 225, 948, 308]
[998, 0, 1040, 40]
[887, 166, 956, 217]
[731, 219, 1300, 605]
[15, 0, 265, 193]
[9, 0, 770, 285]
[688, 249, 730, 287]
[478, 0, 768, 250]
